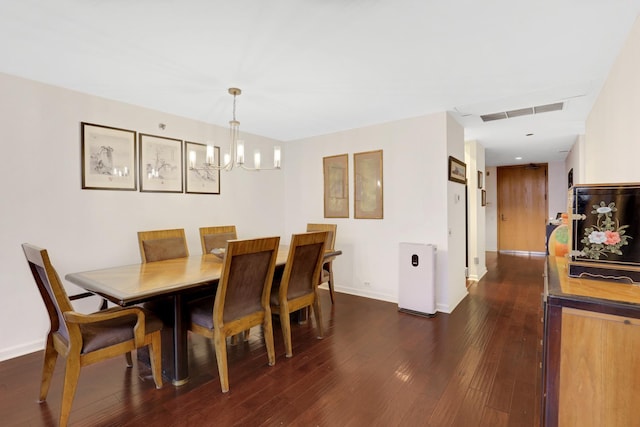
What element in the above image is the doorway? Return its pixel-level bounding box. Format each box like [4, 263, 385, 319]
[497, 164, 548, 253]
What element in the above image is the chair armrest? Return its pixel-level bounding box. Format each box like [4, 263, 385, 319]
[64, 307, 146, 347]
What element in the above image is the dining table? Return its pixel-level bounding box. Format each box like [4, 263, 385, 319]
[65, 247, 342, 385]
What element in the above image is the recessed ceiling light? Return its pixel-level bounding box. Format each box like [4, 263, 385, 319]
[515, 156, 523, 160]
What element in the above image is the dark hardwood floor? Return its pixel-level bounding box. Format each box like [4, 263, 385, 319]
[0, 252, 544, 426]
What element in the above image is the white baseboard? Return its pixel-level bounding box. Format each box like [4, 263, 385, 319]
[0, 339, 44, 362]
[332, 285, 397, 304]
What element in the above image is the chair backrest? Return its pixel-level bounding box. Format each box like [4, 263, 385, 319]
[214, 237, 280, 325]
[22, 243, 75, 344]
[279, 232, 327, 302]
[199, 225, 238, 254]
[306, 223, 337, 252]
[137, 228, 189, 263]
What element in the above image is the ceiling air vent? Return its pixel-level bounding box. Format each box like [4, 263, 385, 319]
[534, 102, 563, 113]
[480, 102, 564, 122]
[480, 112, 508, 122]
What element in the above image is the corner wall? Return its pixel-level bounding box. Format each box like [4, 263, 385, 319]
[283, 112, 467, 313]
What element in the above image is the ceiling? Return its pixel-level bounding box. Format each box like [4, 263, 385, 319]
[1, 1, 639, 166]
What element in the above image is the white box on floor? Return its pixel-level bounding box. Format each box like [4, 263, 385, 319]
[398, 243, 437, 316]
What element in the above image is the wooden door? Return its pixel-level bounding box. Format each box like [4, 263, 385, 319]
[497, 164, 548, 253]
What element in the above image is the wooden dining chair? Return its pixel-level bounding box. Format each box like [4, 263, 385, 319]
[187, 236, 280, 392]
[199, 225, 237, 254]
[22, 243, 163, 427]
[200, 225, 251, 343]
[306, 223, 337, 304]
[271, 231, 327, 357]
[137, 228, 189, 263]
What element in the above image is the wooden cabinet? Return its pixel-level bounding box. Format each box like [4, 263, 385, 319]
[542, 257, 640, 426]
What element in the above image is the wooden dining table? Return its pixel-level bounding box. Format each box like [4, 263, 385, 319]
[65, 247, 341, 385]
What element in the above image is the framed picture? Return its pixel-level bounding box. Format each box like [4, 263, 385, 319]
[482, 189, 487, 206]
[354, 150, 383, 219]
[185, 141, 220, 194]
[81, 122, 136, 190]
[448, 156, 467, 184]
[478, 170, 484, 189]
[323, 154, 349, 218]
[139, 133, 183, 193]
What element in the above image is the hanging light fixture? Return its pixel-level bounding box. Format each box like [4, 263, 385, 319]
[191, 87, 281, 172]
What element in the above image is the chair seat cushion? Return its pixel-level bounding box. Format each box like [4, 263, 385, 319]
[321, 269, 330, 282]
[143, 237, 188, 262]
[80, 307, 163, 354]
[188, 296, 215, 330]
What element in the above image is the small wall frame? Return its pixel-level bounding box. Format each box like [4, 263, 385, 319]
[448, 156, 467, 184]
[185, 141, 220, 194]
[139, 133, 183, 193]
[354, 149, 383, 219]
[323, 154, 349, 218]
[81, 122, 137, 191]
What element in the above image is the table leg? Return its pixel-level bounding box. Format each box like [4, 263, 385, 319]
[141, 296, 190, 386]
[171, 294, 189, 386]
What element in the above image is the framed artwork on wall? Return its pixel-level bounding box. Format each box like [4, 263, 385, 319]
[448, 156, 466, 184]
[139, 133, 183, 193]
[323, 154, 349, 218]
[81, 122, 137, 190]
[354, 149, 383, 219]
[185, 141, 220, 194]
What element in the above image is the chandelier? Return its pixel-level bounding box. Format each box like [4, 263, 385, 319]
[189, 87, 281, 172]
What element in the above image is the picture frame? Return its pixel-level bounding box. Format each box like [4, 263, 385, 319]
[139, 133, 183, 193]
[323, 154, 349, 218]
[478, 170, 484, 189]
[448, 156, 467, 184]
[81, 122, 137, 190]
[354, 149, 383, 219]
[185, 141, 220, 194]
[482, 189, 487, 207]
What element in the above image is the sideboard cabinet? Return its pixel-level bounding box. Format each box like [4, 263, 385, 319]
[542, 256, 640, 426]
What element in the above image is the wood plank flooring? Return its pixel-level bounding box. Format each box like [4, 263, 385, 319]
[0, 252, 544, 426]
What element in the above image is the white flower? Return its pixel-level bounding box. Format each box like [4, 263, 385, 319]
[588, 231, 607, 244]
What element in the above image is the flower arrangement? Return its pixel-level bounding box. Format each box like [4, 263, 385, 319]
[580, 201, 631, 259]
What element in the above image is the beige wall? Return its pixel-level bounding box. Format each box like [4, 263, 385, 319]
[585, 17, 640, 183]
[465, 140, 487, 281]
[284, 112, 468, 313]
[0, 71, 469, 361]
[0, 72, 285, 361]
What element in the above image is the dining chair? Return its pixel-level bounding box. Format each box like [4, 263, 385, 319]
[306, 223, 338, 304]
[271, 231, 327, 357]
[199, 225, 237, 254]
[22, 243, 163, 427]
[137, 228, 189, 263]
[187, 236, 280, 392]
[199, 225, 251, 344]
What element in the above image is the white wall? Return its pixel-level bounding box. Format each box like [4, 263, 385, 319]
[585, 16, 640, 183]
[485, 167, 498, 251]
[565, 135, 584, 186]
[0, 72, 285, 361]
[0, 72, 470, 361]
[548, 161, 568, 217]
[465, 140, 487, 281]
[283, 112, 467, 313]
